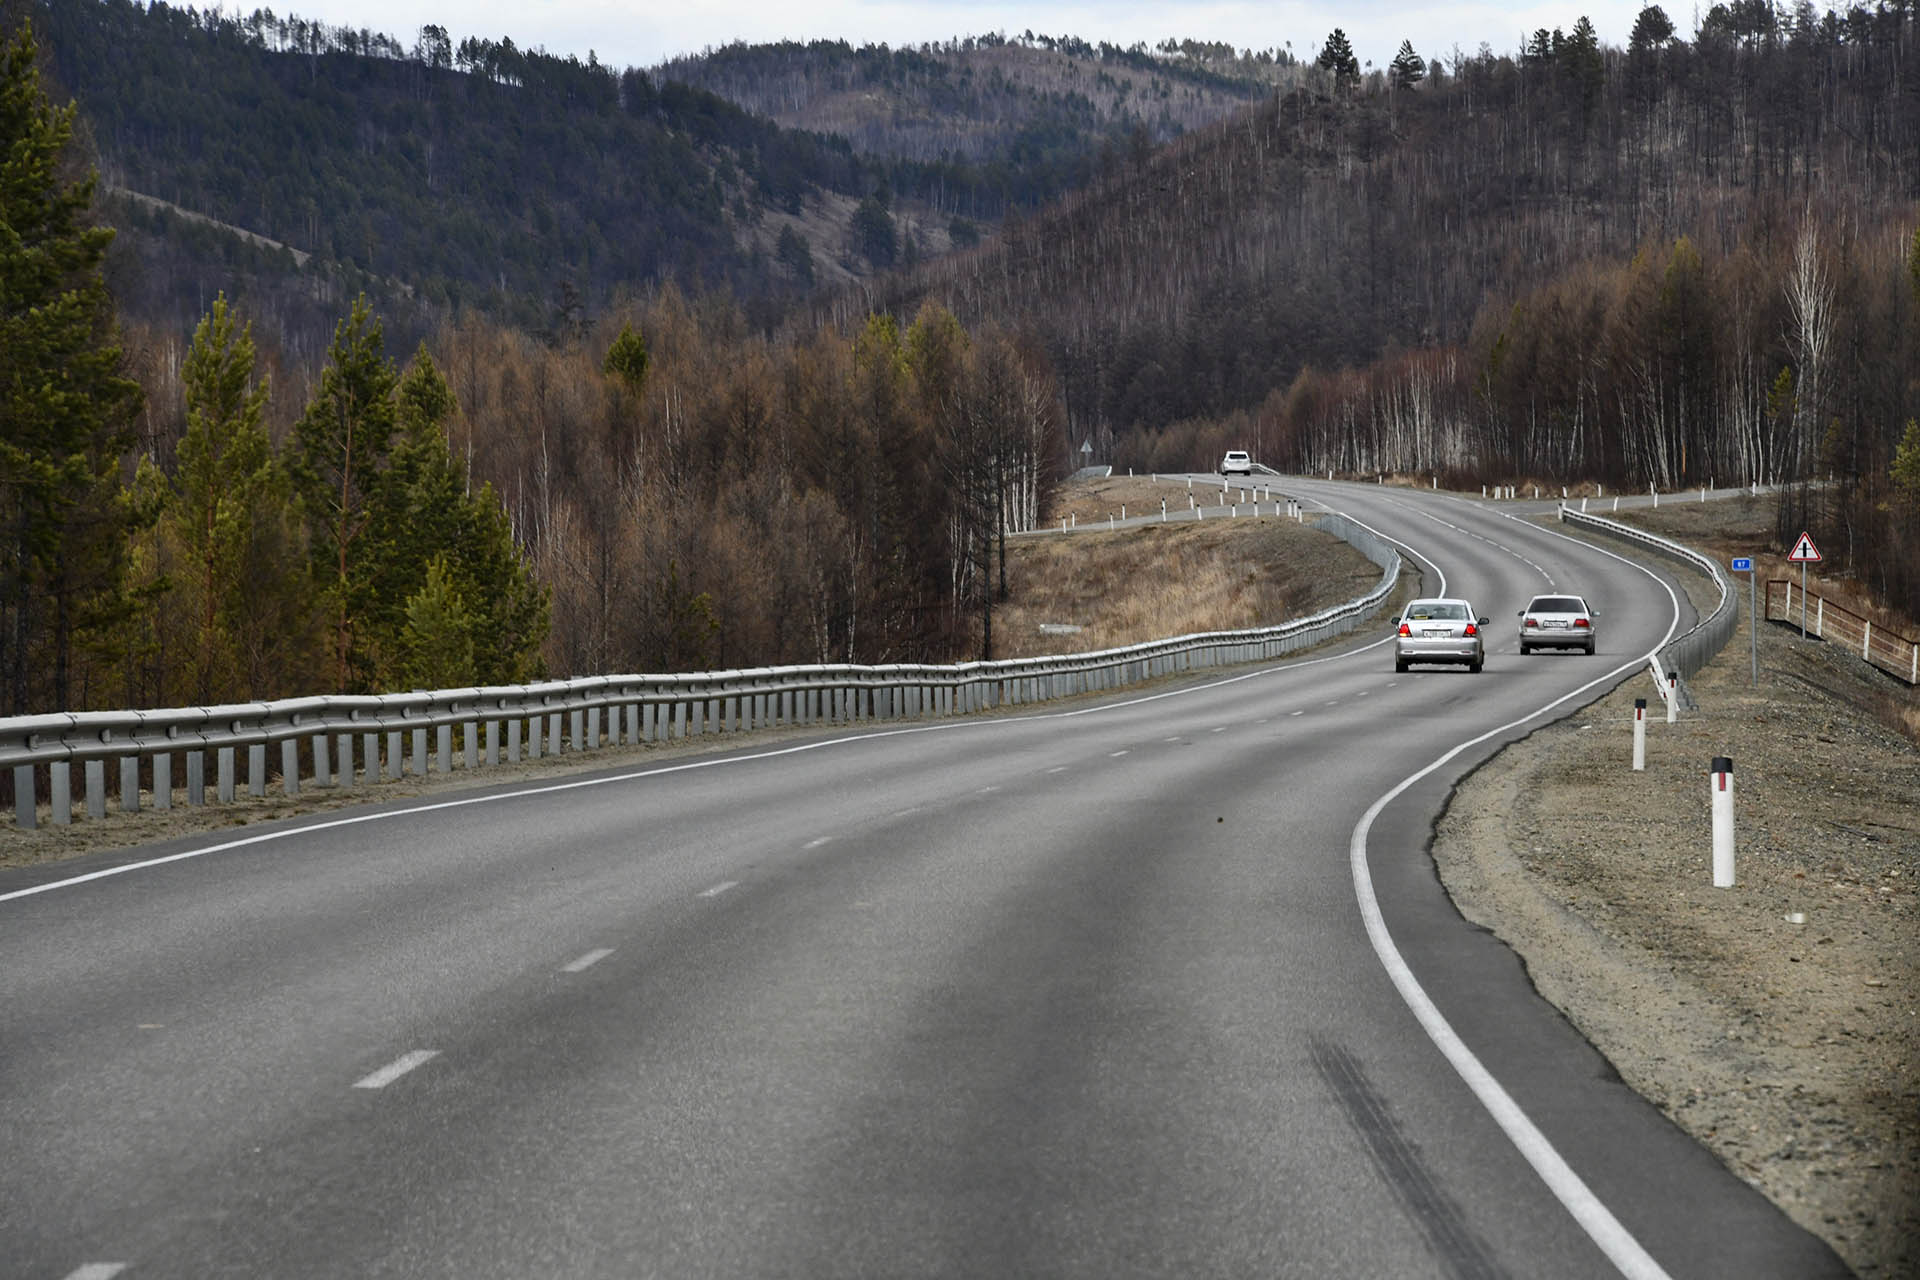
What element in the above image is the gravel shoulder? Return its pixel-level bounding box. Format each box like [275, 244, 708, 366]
[1432, 510, 1919, 1279]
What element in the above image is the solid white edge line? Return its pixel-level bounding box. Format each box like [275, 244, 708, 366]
[352, 1049, 439, 1090]
[1346, 507, 1682, 1280]
[562, 948, 614, 973]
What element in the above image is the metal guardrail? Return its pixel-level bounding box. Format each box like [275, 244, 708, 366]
[1558, 506, 1737, 697]
[1, 513, 1399, 830]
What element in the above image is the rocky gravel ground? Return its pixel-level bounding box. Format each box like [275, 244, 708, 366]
[1433, 513, 1919, 1279]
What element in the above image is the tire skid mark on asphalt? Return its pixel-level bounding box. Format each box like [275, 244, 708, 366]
[561, 948, 613, 973]
[1310, 1037, 1505, 1280]
[352, 1050, 439, 1090]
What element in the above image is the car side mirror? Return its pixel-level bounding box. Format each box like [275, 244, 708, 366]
[1515, 610, 1524, 617]
[1478, 617, 1490, 626]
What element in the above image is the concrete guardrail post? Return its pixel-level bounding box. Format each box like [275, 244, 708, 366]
[251, 742, 269, 795]
[87, 760, 106, 819]
[13, 764, 34, 829]
[187, 750, 206, 804]
[122, 756, 141, 811]
[218, 747, 235, 803]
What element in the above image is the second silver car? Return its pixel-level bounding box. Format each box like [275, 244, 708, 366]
[1517, 593, 1597, 655]
[1393, 598, 1488, 673]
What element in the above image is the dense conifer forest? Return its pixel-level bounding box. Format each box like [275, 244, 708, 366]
[2, 0, 1917, 719]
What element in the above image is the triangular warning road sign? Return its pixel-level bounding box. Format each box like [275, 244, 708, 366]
[1787, 531, 1822, 562]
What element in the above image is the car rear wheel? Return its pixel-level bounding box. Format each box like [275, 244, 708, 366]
[1468, 659, 1483, 673]
[1585, 641, 1596, 655]
[1395, 659, 1409, 673]
[1520, 642, 1531, 655]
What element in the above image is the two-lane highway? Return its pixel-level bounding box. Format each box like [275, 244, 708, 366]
[1, 481, 1847, 1278]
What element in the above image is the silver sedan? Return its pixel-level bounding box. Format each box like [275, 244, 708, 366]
[1393, 598, 1488, 673]
[1517, 593, 1598, 655]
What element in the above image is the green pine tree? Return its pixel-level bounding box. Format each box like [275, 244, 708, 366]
[0, 18, 143, 714]
[1390, 40, 1426, 89]
[168, 294, 282, 703]
[289, 294, 398, 692]
[1316, 29, 1360, 84]
[1892, 420, 1920, 515]
[367, 344, 548, 689]
[400, 555, 476, 691]
[603, 322, 651, 394]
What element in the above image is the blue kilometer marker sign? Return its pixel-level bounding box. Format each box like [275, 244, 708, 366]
[1731, 557, 1753, 571]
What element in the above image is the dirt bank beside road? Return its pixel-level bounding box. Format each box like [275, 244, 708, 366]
[1433, 512, 1919, 1279]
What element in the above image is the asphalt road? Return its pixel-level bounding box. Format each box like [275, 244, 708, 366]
[0, 480, 1849, 1279]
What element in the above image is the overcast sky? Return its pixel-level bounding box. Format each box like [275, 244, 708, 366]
[238, 1, 1693, 75]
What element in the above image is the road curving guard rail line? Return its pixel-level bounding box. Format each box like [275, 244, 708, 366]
[1558, 505, 1737, 699]
[2, 513, 1399, 830]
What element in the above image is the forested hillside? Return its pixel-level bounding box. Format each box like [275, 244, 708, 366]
[32, 1, 1284, 349]
[871, 5, 1919, 611]
[659, 35, 1288, 206]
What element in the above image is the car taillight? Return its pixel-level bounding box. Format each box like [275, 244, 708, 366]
[1398, 622, 1410, 636]
[1524, 617, 1538, 627]
[1464, 623, 1478, 637]
[1574, 618, 1590, 628]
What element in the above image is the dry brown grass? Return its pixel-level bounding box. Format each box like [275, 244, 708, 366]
[991, 516, 1378, 660]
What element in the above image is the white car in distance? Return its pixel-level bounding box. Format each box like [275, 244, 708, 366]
[1221, 450, 1252, 476]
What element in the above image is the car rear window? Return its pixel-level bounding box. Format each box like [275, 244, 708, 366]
[1406, 602, 1466, 621]
[1530, 597, 1585, 613]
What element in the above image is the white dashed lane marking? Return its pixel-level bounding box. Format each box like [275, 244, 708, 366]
[804, 836, 832, 849]
[63, 1266, 127, 1280]
[562, 948, 613, 973]
[698, 881, 739, 899]
[353, 1050, 439, 1090]
[1110, 750, 1129, 758]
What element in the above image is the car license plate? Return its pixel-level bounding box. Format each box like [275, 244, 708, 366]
[1423, 628, 1450, 637]
[1546, 620, 1569, 628]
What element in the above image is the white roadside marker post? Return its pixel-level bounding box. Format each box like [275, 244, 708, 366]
[1667, 672, 1679, 724]
[1633, 698, 1646, 771]
[1711, 757, 1736, 887]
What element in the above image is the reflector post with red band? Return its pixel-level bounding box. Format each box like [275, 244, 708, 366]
[1711, 756, 1735, 887]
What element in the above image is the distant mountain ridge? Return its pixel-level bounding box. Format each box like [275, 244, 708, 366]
[31, 1, 1290, 345]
